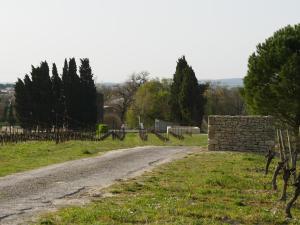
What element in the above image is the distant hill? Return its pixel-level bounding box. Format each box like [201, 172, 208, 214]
[200, 78, 244, 87]
[0, 83, 14, 90]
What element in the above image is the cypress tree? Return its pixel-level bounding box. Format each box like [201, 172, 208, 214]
[15, 76, 34, 130]
[61, 59, 69, 127]
[79, 58, 97, 129]
[170, 56, 188, 123]
[30, 62, 52, 130]
[170, 56, 207, 126]
[51, 63, 64, 129]
[179, 66, 206, 126]
[63, 58, 81, 130]
[23, 75, 34, 129]
[15, 79, 26, 127]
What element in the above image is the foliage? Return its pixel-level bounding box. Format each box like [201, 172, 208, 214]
[170, 56, 207, 126]
[243, 24, 300, 134]
[15, 77, 32, 129]
[114, 71, 149, 122]
[15, 58, 99, 131]
[31, 61, 53, 130]
[125, 108, 138, 129]
[205, 84, 246, 116]
[97, 124, 108, 134]
[129, 79, 171, 128]
[63, 58, 82, 129]
[51, 63, 64, 128]
[79, 58, 97, 128]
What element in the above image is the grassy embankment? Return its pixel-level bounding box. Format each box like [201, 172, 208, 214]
[39, 151, 300, 225]
[0, 133, 207, 177]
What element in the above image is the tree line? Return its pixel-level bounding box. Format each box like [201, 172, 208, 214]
[14, 58, 97, 131]
[124, 56, 208, 128]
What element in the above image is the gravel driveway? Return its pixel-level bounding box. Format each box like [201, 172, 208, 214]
[0, 146, 200, 224]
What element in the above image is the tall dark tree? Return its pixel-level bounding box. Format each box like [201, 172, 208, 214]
[179, 66, 207, 126]
[170, 56, 207, 126]
[62, 58, 81, 129]
[51, 63, 64, 129]
[30, 62, 53, 130]
[15, 76, 34, 130]
[170, 56, 188, 123]
[79, 58, 97, 128]
[61, 59, 69, 127]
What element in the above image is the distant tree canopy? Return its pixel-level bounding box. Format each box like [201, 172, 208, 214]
[170, 56, 207, 127]
[15, 58, 98, 131]
[114, 71, 149, 123]
[126, 79, 171, 128]
[205, 84, 245, 116]
[243, 24, 300, 136]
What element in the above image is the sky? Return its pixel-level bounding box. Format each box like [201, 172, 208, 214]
[0, 0, 300, 83]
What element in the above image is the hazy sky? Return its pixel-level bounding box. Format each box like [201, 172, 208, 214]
[0, 0, 300, 83]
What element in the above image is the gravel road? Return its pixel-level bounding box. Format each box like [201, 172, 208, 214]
[0, 146, 199, 224]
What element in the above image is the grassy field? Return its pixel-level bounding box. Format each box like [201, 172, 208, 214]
[0, 133, 207, 177]
[39, 151, 300, 225]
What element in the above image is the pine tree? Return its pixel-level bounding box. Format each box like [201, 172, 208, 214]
[79, 58, 97, 129]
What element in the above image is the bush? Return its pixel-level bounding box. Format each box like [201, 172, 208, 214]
[97, 124, 108, 134]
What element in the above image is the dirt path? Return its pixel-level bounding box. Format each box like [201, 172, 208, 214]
[0, 146, 202, 224]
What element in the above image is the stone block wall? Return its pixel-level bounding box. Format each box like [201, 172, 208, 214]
[208, 116, 275, 152]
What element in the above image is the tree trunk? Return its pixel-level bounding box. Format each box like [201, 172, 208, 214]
[272, 161, 284, 190]
[285, 176, 300, 218]
[265, 150, 275, 175]
[280, 167, 291, 201]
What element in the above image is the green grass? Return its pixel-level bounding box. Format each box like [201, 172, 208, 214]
[38, 152, 300, 225]
[0, 133, 207, 177]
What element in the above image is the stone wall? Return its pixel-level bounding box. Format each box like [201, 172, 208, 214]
[208, 116, 275, 152]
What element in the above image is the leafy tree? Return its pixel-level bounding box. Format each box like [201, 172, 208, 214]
[114, 71, 149, 122]
[79, 58, 97, 128]
[128, 79, 171, 127]
[243, 24, 300, 138]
